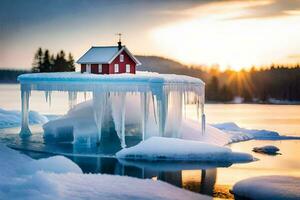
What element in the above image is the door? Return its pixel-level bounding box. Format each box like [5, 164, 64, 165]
[86, 64, 91, 73]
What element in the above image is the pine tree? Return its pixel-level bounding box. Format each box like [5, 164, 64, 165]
[67, 53, 75, 71]
[32, 47, 43, 72]
[43, 49, 52, 72]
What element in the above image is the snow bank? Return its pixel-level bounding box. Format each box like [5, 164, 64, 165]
[116, 137, 254, 162]
[0, 108, 48, 129]
[0, 143, 209, 200]
[232, 176, 300, 200]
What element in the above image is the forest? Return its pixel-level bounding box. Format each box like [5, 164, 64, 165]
[31, 48, 75, 72]
[1, 52, 299, 103]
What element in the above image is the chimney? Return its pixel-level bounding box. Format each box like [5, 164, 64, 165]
[118, 41, 122, 50]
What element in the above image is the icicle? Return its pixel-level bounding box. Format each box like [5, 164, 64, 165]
[84, 92, 87, 101]
[157, 90, 168, 137]
[196, 95, 200, 122]
[111, 93, 127, 148]
[140, 92, 150, 140]
[151, 94, 157, 124]
[44, 91, 49, 103]
[201, 95, 206, 135]
[68, 91, 77, 109]
[120, 94, 126, 148]
[184, 91, 187, 119]
[93, 92, 109, 143]
[48, 91, 52, 107]
[19, 89, 31, 137]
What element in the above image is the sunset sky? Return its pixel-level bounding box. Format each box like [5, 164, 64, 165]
[1, 0, 300, 70]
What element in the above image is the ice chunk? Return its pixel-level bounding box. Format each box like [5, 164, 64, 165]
[116, 137, 254, 162]
[253, 145, 280, 155]
[213, 122, 281, 141]
[232, 176, 300, 200]
[0, 108, 48, 129]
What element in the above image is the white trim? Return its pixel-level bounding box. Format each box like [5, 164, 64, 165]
[98, 64, 102, 73]
[126, 64, 130, 73]
[120, 54, 124, 62]
[114, 64, 119, 73]
[108, 46, 141, 66]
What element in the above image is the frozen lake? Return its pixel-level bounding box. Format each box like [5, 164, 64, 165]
[1, 84, 300, 199]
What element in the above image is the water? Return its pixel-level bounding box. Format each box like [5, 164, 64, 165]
[1, 84, 300, 199]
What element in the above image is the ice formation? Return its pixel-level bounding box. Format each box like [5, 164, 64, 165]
[0, 108, 48, 129]
[18, 72, 205, 146]
[116, 136, 254, 162]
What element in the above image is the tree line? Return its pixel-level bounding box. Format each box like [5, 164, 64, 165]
[204, 65, 300, 102]
[32, 47, 75, 72]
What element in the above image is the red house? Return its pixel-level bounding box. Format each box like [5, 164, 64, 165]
[77, 42, 141, 74]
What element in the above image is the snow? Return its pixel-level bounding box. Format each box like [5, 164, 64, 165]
[232, 176, 300, 200]
[253, 145, 280, 154]
[77, 46, 119, 64]
[181, 120, 230, 146]
[212, 122, 282, 141]
[19, 71, 205, 138]
[18, 71, 204, 85]
[0, 143, 209, 200]
[116, 137, 254, 162]
[0, 108, 48, 129]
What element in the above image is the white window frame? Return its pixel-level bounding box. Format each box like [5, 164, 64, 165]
[98, 64, 102, 73]
[120, 54, 124, 62]
[86, 64, 91, 73]
[126, 64, 130, 73]
[114, 64, 119, 73]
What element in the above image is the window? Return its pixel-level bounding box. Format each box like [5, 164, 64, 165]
[86, 64, 91, 73]
[120, 54, 124, 62]
[98, 64, 102, 73]
[126, 64, 130, 73]
[114, 64, 119, 73]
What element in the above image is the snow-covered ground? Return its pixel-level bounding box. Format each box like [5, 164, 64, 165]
[116, 136, 254, 162]
[232, 176, 300, 200]
[0, 108, 48, 129]
[0, 143, 210, 200]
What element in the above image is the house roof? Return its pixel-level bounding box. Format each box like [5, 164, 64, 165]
[77, 46, 141, 65]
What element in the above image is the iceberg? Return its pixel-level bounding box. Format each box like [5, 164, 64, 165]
[18, 71, 205, 146]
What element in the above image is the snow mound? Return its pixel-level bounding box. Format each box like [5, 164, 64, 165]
[0, 143, 209, 200]
[232, 176, 300, 200]
[213, 122, 281, 141]
[0, 108, 48, 129]
[0, 143, 82, 177]
[43, 173, 209, 200]
[253, 145, 280, 154]
[116, 137, 254, 162]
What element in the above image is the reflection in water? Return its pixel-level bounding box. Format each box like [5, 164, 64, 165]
[67, 156, 233, 199]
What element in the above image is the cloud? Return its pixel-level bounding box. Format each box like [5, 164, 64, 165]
[229, 0, 300, 19]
